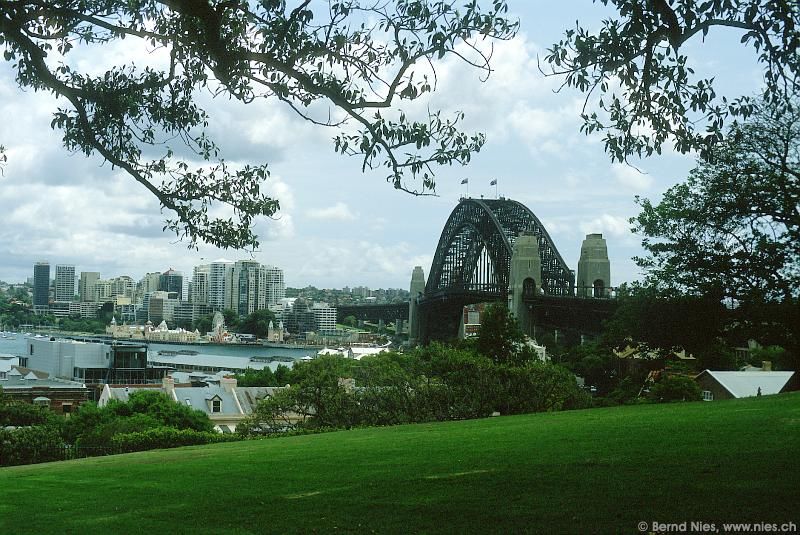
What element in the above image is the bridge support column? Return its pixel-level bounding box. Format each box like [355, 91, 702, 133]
[577, 233, 611, 297]
[509, 231, 541, 337]
[408, 266, 426, 345]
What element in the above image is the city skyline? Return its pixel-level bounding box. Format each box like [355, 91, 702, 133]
[0, 1, 763, 289]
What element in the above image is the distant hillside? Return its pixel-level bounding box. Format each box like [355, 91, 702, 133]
[1, 394, 798, 533]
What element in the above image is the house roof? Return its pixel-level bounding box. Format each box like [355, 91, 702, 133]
[104, 383, 281, 418]
[698, 370, 795, 398]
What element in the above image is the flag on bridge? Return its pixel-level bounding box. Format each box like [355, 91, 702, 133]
[490, 179, 497, 185]
[461, 178, 469, 184]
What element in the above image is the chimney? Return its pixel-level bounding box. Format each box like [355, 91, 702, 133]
[162, 375, 175, 394]
[221, 375, 237, 393]
[762, 360, 772, 372]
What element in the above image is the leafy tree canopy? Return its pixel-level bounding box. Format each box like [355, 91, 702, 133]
[543, 0, 799, 162]
[239, 308, 276, 337]
[631, 96, 800, 303]
[0, 0, 517, 249]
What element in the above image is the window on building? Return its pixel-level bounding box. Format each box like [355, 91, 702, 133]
[29, 344, 34, 355]
[702, 390, 714, 401]
[0, 371, 6, 380]
[212, 399, 221, 413]
[62, 404, 72, 415]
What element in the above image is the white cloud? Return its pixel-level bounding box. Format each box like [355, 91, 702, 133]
[612, 164, 655, 192]
[580, 214, 632, 239]
[307, 202, 357, 221]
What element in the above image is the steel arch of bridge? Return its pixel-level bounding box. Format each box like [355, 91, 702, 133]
[424, 198, 574, 301]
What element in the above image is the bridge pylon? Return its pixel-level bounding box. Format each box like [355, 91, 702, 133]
[577, 233, 612, 297]
[408, 266, 426, 345]
[508, 231, 541, 337]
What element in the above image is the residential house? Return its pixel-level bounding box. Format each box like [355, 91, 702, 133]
[695, 369, 798, 401]
[99, 376, 285, 433]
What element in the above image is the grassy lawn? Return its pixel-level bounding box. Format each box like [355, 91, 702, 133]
[1, 393, 798, 534]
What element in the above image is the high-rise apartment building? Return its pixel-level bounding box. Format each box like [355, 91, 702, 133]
[135, 272, 161, 304]
[263, 265, 285, 307]
[229, 261, 286, 315]
[209, 259, 234, 311]
[109, 276, 135, 300]
[95, 279, 112, 302]
[158, 268, 183, 297]
[33, 261, 50, 310]
[78, 272, 100, 302]
[190, 265, 210, 305]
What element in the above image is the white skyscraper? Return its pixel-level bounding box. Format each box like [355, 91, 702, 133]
[263, 265, 285, 307]
[54, 265, 76, 302]
[191, 264, 210, 305]
[209, 259, 234, 311]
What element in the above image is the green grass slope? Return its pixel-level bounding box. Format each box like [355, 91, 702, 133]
[1, 394, 798, 534]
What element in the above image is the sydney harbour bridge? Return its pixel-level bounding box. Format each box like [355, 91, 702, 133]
[338, 197, 617, 343]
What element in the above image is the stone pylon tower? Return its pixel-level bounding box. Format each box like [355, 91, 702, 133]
[577, 233, 611, 297]
[408, 266, 426, 345]
[508, 231, 541, 336]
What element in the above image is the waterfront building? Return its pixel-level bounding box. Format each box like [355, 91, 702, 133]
[312, 302, 337, 334]
[147, 290, 179, 325]
[175, 302, 213, 327]
[24, 337, 164, 385]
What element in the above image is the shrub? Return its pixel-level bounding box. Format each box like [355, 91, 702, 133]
[111, 427, 240, 453]
[0, 425, 64, 466]
[648, 375, 702, 403]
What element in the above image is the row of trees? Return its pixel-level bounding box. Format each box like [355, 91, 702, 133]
[239, 344, 591, 435]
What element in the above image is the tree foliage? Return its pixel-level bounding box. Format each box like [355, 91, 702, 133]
[631, 96, 800, 303]
[543, 0, 799, 161]
[239, 308, 276, 337]
[0, 0, 517, 248]
[475, 303, 528, 365]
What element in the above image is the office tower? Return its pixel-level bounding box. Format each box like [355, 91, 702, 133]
[79, 272, 100, 302]
[33, 261, 50, 309]
[158, 268, 184, 297]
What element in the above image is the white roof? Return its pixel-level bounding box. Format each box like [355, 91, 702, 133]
[702, 371, 794, 398]
[148, 352, 280, 371]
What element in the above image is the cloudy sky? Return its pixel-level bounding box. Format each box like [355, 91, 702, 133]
[0, 1, 762, 290]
